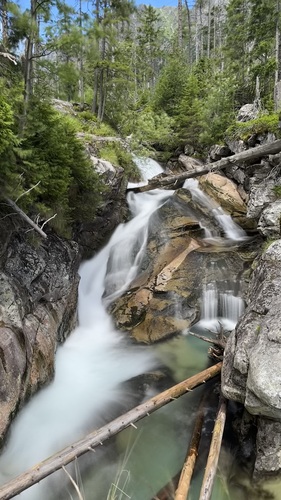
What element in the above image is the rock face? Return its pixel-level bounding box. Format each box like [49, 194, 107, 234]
[0, 220, 80, 443]
[222, 240, 281, 477]
[74, 154, 128, 259]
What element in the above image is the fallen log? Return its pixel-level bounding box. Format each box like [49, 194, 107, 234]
[0, 363, 222, 500]
[4, 197, 47, 239]
[199, 395, 227, 500]
[174, 396, 206, 500]
[129, 139, 281, 193]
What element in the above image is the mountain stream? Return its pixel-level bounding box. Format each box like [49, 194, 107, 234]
[0, 159, 279, 500]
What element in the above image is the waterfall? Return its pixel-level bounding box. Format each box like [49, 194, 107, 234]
[183, 178, 246, 240]
[0, 158, 248, 500]
[127, 156, 164, 188]
[0, 189, 172, 500]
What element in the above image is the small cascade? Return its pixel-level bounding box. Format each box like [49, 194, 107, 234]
[127, 156, 164, 188]
[198, 280, 245, 332]
[201, 283, 218, 323]
[219, 291, 245, 329]
[183, 178, 246, 241]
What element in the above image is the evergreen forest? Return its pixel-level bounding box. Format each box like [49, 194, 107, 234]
[1, 0, 281, 232]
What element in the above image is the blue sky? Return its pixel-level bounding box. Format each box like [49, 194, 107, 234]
[137, 0, 195, 6]
[19, 0, 196, 10]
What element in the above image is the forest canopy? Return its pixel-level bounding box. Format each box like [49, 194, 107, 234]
[1, 0, 281, 232]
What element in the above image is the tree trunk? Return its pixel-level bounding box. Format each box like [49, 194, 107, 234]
[128, 140, 281, 193]
[199, 396, 227, 500]
[78, 0, 84, 106]
[207, 0, 211, 58]
[274, 0, 281, 110]
[97, 35, 106, 120]
[0, 363, 222, 500]
[174, 396, 206, 500]
[23, 0, 37, 122]
[178, 0, 183, 51]
[184, 0, 192, 65]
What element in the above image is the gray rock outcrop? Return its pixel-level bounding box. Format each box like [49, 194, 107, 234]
[222, 239, 281, 477]
[0, 226, 80, 443]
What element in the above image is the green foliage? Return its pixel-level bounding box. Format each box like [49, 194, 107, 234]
[124, 106, 175, 149]
[153, 58, 189, 116]
[199, 74, 236, 147]
[225, 114, 279, 142]
[17, 101, 104, 233]
[99, 143, 141, 180]
[273, 185, 281, 198]
[0, 87, 21, 196]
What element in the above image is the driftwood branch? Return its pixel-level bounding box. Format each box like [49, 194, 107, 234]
[0, 363, 222, 500]
[129, 139, 281, 193]
[189, 332, 226, 349]
[4, 197, 47, 239]
[199, 395, 227, 500]
[174, 396, 206, 500]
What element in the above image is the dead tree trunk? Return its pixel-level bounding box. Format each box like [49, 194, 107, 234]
[0, 363, 222, 500]
[174, 396, 206, 500]
[128, 140, 281, 193]
[199, 395, 227, 500]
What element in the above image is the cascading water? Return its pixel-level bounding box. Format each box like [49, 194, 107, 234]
[127, 156, 164, 189]
[0, 187, 172, 500]
[0, 159, 250, 500]
[183, 178, 246, 240]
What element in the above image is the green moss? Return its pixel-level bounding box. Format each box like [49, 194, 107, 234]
[225, 113, 279, 142]
[273, 185, 281, 198]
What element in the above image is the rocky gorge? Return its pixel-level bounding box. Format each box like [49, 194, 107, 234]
[1, 106, 281, 492]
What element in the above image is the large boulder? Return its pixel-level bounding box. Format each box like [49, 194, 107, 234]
[258, 200, 281, 237]
[222, 240, 281, 476]
[198, 173, 247, 218]
[0, 225, 79, 443]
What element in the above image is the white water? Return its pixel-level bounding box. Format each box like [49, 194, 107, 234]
[183, 178, 246, 240]
[127, 156, 164, 188]
[0, 188, 172, 499]
[198, 281, 245, 331]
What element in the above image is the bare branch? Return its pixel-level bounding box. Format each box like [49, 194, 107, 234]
[41, 213, 57, 230]
[62, 467, 84, 500]
[15, 181, 41, 203]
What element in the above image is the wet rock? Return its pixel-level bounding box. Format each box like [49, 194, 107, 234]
[198, 173, 247, 218]
[0, 230, 79, 442]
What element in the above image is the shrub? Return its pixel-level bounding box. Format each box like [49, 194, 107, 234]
[18, 100, 104, 233]
[225, 113, 279, 142]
